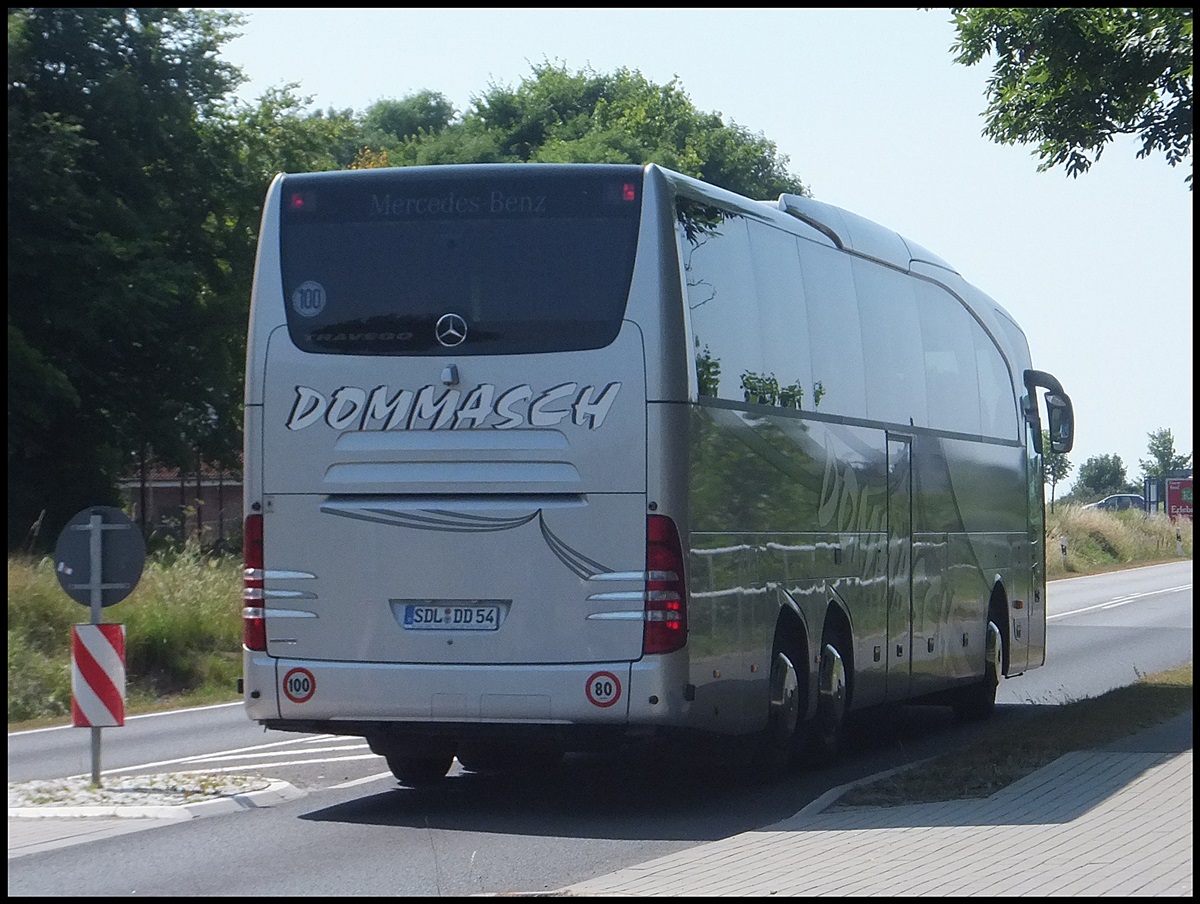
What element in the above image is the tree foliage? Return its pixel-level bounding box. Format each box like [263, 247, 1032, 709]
[7, 11, 358, 550]
[943, 7, 1193, 187]
[8, 8, 248, 548]
[377, 62, 808, 199]
[1071, 452, 1138, 500]
[1139, 427, 1192, 478]
[361, 91, 456, 146]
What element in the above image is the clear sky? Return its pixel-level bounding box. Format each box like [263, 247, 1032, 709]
[220, 7, 1193, 493]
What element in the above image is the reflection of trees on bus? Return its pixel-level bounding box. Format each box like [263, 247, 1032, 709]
[677, 199, 731, 316]
[739, 370, 826, 411]
[676, 199, 731, 246]
[695, 339, 721, 398]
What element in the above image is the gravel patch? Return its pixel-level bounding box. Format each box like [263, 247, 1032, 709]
[9, 773, 271, 809]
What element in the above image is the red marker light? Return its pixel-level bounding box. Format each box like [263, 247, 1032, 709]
[242, 514, 266, 652]
[289, 193, 306, 210]
[622, 183, 637, 202]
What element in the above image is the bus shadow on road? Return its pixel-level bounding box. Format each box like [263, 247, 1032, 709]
[296, 702, 1040, 841]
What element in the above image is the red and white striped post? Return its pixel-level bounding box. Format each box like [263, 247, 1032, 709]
[54, 506, 144, 787]
[71, 624, 126, 729]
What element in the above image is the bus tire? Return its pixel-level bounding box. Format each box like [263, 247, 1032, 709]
[806, 628, 849, 767]
[386, 752, 454, 786]
[758, 643, 806, 775]
[953, 618, 1002, 721]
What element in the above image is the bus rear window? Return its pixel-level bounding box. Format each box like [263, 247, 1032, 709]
[279, 166, 643, 356]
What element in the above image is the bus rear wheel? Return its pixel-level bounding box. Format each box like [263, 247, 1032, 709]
[754, 624, 809, 777]
[806, 630, 848, 767]
[953, 618, 1002, 721]
[386, 753, 454, 786]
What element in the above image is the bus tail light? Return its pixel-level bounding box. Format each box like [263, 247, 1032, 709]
[242, 513, 266, 652]
[644, 514, 687, 655]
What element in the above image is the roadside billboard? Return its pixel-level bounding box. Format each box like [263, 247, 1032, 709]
[1166, 478, 1193, 521]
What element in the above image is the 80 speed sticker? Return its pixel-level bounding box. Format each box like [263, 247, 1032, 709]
[585, 671, 621, 708]
[283, 667, 316, 703]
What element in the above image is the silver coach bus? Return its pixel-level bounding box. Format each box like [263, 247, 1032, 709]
[240, 162, 1074, 783]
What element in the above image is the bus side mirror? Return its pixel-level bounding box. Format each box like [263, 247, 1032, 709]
[1023, 369, 1074, 455]
[1044, 393, 1074, 454]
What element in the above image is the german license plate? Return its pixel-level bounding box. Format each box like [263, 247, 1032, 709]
[402, 603, 501, 631]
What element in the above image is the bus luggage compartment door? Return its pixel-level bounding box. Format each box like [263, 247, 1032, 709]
[258, 489, 651, 666]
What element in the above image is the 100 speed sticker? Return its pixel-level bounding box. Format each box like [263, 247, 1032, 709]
[585, 671, 621, 708]
[283, 667, 316, 703]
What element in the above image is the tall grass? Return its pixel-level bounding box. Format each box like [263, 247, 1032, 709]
[1046, 505, 1192, 577]
[8, 542, 240, 724]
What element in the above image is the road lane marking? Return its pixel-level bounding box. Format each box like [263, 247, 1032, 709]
[65, 735, 371, 776]
[1049, 584, 1191, 621]
[70, 753, 384, 779]
[330, 772, 395, 789]
[166, 743, 371, 765]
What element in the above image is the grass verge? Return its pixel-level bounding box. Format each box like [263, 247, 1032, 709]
[835, 661, 1193, 808]
[1045, 506, 1191, 577]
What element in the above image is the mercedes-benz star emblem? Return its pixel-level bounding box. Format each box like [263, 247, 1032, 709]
[435, 313, 468, 348]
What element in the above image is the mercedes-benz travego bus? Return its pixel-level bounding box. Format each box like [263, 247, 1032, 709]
[240, 162, 1074, 784]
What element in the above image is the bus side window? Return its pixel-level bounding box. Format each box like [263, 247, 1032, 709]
[916, 282, 981, 436]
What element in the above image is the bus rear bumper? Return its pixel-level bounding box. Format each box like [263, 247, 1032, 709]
[241, 649, 693, 732]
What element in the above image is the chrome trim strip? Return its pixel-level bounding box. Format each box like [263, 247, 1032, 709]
[585, 611, 645, 621]
[264, 589, 317, 600]
[260, 608, 318, 619]
[587, 571, 645, 582]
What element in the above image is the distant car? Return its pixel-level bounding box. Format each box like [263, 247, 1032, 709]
[1083, 494, 1146, 512]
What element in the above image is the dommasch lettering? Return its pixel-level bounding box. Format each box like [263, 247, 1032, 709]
[285, 382, 622, 432]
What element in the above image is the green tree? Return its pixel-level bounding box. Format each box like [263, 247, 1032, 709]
[138, 87, 359, 539]
[361, 91, 456, 146]
[1042, 430, 1073, 512]
[1072, 453, 1137, 501]
[942, 7, 1193, 187]
[1139, 427, 1193, 479]
[384, 62, 808, 199]
[8, 8, 251, 548]
[7, 6, 367, 550]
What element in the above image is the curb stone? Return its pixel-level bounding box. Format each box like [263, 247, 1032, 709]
[8, 779, 304, 820]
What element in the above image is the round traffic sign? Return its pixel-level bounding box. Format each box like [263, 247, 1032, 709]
[53, 506, 146, 608]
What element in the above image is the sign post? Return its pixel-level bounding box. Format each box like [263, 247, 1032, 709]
[54, 506, 145, 786]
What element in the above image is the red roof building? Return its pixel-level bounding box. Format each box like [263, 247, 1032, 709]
[119, 460, 242, 549]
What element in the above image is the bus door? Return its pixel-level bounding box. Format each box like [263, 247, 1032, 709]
[885, 434, 913, 702]
[1016, 416, 1045, 672]
[1019, 370, 1074, 674]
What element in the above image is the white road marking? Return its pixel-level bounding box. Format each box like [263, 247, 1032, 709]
[329, 772, 395, 789]
[72, 753, 383, 779]
[1048, 584, 1191, 621]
